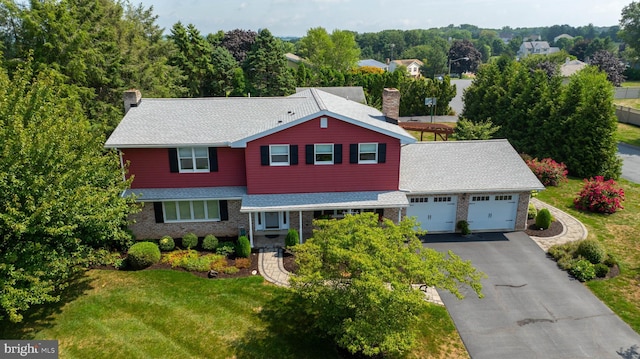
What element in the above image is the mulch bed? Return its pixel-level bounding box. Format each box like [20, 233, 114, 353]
[524, 217, 564, 237]
[282, 250, 297, 274]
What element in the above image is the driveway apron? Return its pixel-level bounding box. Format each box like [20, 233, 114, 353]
[424, 232, 640, 359]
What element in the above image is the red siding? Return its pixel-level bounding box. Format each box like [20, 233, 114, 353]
[123, 147, 246, 188]
[245, 116, 401, 194]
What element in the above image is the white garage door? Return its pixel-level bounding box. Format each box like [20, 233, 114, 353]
[467, 194, 519, 231]
[406, 196, 457, 233]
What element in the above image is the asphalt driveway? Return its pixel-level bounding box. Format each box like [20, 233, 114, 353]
[423, 232, 640, 359]
[619, 142, 640, 184]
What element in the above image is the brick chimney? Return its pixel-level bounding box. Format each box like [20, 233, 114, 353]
[382, 88, 400, 123]
[123, 89, 141, 114]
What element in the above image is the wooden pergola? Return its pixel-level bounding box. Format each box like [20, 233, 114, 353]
[399, 122, 455, 141]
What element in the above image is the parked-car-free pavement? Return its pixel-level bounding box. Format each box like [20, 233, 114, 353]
[423, 232, 640, 359]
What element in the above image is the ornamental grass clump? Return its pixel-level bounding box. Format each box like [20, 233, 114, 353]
[574, 176, 624, 214]
[526, 158, 568, 186]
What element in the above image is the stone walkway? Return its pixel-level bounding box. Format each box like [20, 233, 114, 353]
[256, 199, 587, 306]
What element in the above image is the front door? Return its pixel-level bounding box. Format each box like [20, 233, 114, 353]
[265, 212, 280, 229]
[255, 211, 289, 231]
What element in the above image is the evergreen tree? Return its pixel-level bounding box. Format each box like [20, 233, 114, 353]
[244, 29, 295, 97]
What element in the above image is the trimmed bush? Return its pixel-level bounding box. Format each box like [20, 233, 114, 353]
[569, 259, 596, 282]
[456, 220, 471, 235]
[594, 263, 609, 278]
[574, 176, 625, 214]
[535, 208, 552, 230]
[576, 239, 606, 264]
[127, 242, 161, 269]
[202, 234, 218, 251]
[604, 254, 618, 268]
[236, 236, 251, 258]
[285, 229, 299, 248]
[182, 232, 198, 249]
[526, 157, 568, 186]
[527, 202, 537, 219]
[216, 242, 235, 257]
[158, 236, 175, 251]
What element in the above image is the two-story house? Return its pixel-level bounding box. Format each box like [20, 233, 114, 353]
[388, 59, 424, 78]
[517, 41, 560, 58]
[105, 88, 543, 246]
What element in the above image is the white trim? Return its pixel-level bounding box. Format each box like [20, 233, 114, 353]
[177, 147, 209, 173]
[254, 211, 290, 230]
[320, 117, 328, 128]
[314, 143, 334, 165]
[269, 144, 290, 166]
[248, 213, 254, 247]
[358, 143, 378, 164]
[162, 200, 221, 222]
[298, 211, 303, 244]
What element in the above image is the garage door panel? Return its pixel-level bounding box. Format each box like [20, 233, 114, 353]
[468, 194, 518, 231]
[407, 196, 457, 233]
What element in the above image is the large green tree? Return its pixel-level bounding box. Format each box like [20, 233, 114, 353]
[298, 27, 360, 72]
[289, 213, 483, 357]
[462, 57, 620, 179]
[619, 1, 640, 53]
[244, 29, 295, 97]
[0, 63, 136, 323]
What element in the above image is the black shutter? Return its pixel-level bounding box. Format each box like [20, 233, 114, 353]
[290, 145, 298, 165]
[208, 147, 218, 172]
[349, 144, 358, 163]
[334, 144, 342, 164]
[220, 200, 229, 221]
[378, 143, 387, 163]
[168, 148, 179, 173]
[313, 211, 321, 219]
[260, 146, 269, 166]
[153, 202, 164, 223]
[305, 144, 314, 164]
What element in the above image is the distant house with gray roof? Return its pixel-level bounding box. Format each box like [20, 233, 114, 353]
[358, 59, 389, 71]
[105, 88, 542, 246]
[517, 41, 560, 58]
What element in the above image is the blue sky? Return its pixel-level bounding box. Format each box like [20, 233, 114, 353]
[140, 0, 628, 37]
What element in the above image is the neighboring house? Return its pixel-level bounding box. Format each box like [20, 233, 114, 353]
[285, 53, 303, 69]
[517, 41, 560, 58]
[560, 58, 587, 78]
[553, 33, 574, 43]
[357, 59, 389, 71]
[389, 59, 424, 77]
[105, 88, 543, 246]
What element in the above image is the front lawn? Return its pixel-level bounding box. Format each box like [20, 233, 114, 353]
[0, 270, 467, 358]
[537, 178, 640, 333]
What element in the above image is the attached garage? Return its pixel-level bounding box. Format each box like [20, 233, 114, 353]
[467, 194, 519, 231]
[406, 195, 457, 232]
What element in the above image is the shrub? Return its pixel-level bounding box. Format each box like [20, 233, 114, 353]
[235, 257, 251, 269]
[182, 233, 198, 249]
[127, 242, 161, 269]
[456, 220, 471, 235]
[285, 229, 299, 248]
[535, 208, 552, 230]
[576, 239, 606, 264]
[526, 158, 568, 186]
[604, 254, 618, 268]
[569, 259, 596, 282]
[216, 242, 235, 257]
[573, 176, 625, 214]
[202, 234, 218, 251]
[162, 250, 224, 272]
[223, 266, 240, 274]
[548, 241, 580, 262]
[527, 202, 537, 219]
[158, 236, 175, 251]
[236, 236, 251, 258]
[594, 263, 609, 278]
[211, 256, 228, 271]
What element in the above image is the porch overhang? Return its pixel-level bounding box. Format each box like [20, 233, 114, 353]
[240, 190, 408, 212]
[123, 186, 247, 201]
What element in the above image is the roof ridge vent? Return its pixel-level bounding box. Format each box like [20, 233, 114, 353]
[309, 88, 328, 111]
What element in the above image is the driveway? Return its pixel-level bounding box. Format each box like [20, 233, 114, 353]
[619, 142, 640, 184]
[423, 232, 640, 359]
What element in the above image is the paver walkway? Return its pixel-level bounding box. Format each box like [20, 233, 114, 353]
[257, 199, 587, 306]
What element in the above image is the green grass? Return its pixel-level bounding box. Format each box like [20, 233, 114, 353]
[0, 270, 466, 358]
[621, 81, 640, 87]
[617, 122, 640, 147]
[537, 178, 640, 333]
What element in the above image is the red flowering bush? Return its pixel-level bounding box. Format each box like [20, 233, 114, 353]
[526, 158, 568, 186]
[574, 176, 625, 214]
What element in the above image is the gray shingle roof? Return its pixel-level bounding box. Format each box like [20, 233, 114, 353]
[240, 191, 408, 212]
[400, 140, 544, 194]
[105, 89, 414, 148]
[296, 87, 367, 104]
[124, 186, 247, 201]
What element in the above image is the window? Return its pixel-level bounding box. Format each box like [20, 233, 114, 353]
[495, 195, 513, 201]
[471, 196, 490, 202]
[433, 196, 452, 202]
[163, 200, 220, 222]
[255, 211, 289, 230]
[358, 143, 378, 163]
[320, 117, 328, 128]
[315, 144, 334, 164]
[178, 147, 209, 172]
[270, 145, 290, 166]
